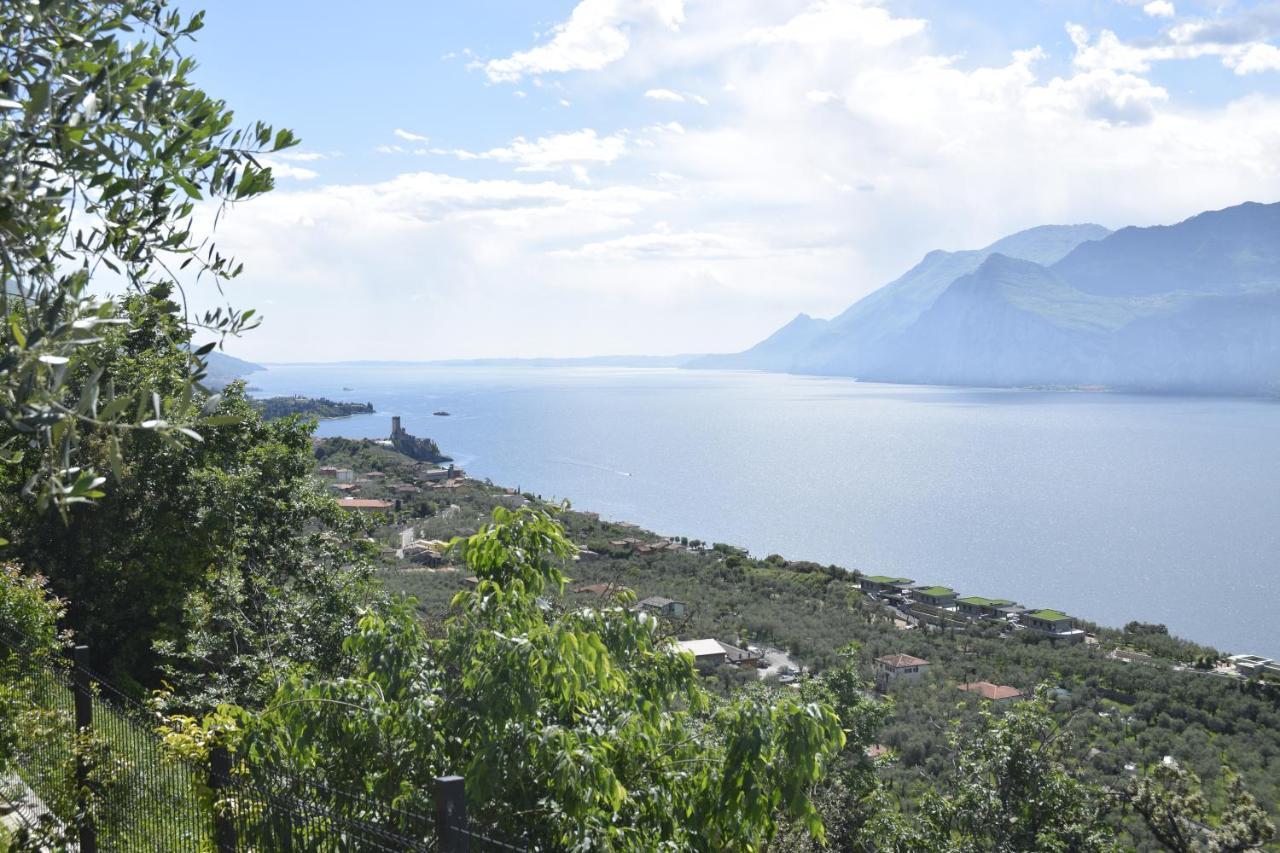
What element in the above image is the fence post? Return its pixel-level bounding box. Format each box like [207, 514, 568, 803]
[209, 745, 238, 853]
[71, 644, 97, 853]
[434, 775, 470, 853]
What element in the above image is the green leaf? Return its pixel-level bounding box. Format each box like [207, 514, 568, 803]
[173, 175, 203, 200]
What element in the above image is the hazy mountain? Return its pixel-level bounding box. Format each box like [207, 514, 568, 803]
[690, 223, 1110, 373]
[201, 351, 264, 388]
[692, 201, 1280, 394]
[692, 313, 828, 370]
[1052, 201, 1280, 297]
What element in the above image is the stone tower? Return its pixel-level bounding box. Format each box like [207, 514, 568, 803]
[391, 416, 402, 438]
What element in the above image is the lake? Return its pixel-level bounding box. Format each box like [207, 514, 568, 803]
[249, 364, 1280, 657]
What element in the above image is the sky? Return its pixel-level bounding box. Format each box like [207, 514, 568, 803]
[172, 0, 1280, 362]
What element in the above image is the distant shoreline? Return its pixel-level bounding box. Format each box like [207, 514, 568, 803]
[251, 360, 1280, 402]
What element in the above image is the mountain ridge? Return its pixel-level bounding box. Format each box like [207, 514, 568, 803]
[690, 201, 1280, 394]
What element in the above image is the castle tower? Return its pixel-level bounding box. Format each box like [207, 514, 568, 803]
[391, 416, 402, 438]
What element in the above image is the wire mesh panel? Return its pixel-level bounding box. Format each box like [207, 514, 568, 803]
[76, 662, 215, 851]
[2, 629, 529, 853]
[212, 763, 440, 852]
[0, 631, 78, 840]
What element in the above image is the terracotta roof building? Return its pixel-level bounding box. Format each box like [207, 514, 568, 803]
[958, 681, 1024, 703]
[337, 498, 393, 514]
[873, 653, 930, 692]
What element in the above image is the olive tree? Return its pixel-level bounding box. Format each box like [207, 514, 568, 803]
[1, 0, 292, 522]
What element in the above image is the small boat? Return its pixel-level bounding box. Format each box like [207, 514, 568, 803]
[433, 410, 451, 417]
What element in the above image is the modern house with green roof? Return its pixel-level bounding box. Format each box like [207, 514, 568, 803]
[912, 585, 958, 608]
[1021, 609, 1085, 644]
[956, 595, 1018, 620]
[858, 575, 915, 595]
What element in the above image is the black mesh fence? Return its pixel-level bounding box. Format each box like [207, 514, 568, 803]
[211, 762, 439, 852]
[0, 629, 530, 852]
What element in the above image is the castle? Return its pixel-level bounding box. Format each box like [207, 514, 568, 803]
[388, 416, 448, 463]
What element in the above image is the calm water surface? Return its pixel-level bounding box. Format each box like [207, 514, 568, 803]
[251, 365, 1280, 657]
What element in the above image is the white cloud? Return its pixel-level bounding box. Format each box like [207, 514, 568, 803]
[394, 128, 429, 142]
[273, 150, 329, 162]
[1143, 1, 1176, 19]
[439, 129, 627, 172]
[1045, 68, 1169, 125]
[748, 0, 926, 47]
[551, 230, 759, 260]
[645, 88, 686, 101]
[484, 0, 685, 82]
[259, 157, 318, 180]
[1223, 42, 1280, 75]
[805, 89, 840, 103]
[1071, 20, 1280, 77]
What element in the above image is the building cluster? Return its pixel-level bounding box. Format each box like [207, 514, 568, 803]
[318, 460, 468, 520]
[608, 537, 686, 555]
[1228, 654, 1280, 680]
[857, 575, 1085, 644]
[873, 653, 1024, 703]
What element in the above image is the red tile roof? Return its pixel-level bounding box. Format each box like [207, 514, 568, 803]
[958, 681, 1023, 701]
[338, 498, 393, 510]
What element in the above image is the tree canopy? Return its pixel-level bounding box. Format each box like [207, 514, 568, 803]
[1, 0, 293, 521]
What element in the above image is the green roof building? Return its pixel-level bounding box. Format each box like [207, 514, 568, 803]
[956, 596, 1018, 619]
[912, 585, 958, 607]
[858, 575, 915, 594]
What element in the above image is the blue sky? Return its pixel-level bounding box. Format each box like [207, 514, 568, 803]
[174, 0, 1280, 361]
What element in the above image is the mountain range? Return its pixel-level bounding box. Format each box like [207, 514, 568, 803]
[690, 201, 1280, 395]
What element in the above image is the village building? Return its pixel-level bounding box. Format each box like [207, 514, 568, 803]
[337, 498, 393, 516]
[956, 595, 1018, 620]
[958, 681, 1024, 704]
[317, 466, 340, 478]
[676, 639, 760, 668]
[421, 468, 450, 482]
[399, 539, 451, 566]
[911, 586, 958, 608]
[637, 596, 687, 617]
[858, 575, 915, 596]
[873, 653, 930, 691]
[1020, 609, 1086, 644]
[1228, 654, 1280, 679]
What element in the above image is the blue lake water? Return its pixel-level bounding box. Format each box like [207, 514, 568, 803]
[250, 364, 1280, 657]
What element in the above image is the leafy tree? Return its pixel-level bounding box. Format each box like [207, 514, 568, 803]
[1129, 761, 1276, 852]
[195, 507, 847, 851]
[3, 288, 380, 703]
[873, 688, 1119, 852]
[0, 564, 66, 769]
[0, 0, 293, 520]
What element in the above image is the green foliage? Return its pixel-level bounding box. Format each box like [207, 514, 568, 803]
[0, 565, 65, 773]
[253, 396, 373, 421]
[1129, 761, 1276, 852]
[877, 688, 1120, 852]
[0, 0, 292, 517]
[2, 293, 380, 705]
[214, 507, 847, 851]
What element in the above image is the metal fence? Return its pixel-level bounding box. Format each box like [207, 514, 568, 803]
[0, 632, 529, 852]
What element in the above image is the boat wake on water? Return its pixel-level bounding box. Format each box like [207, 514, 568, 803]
[552, 457, 632, 477]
